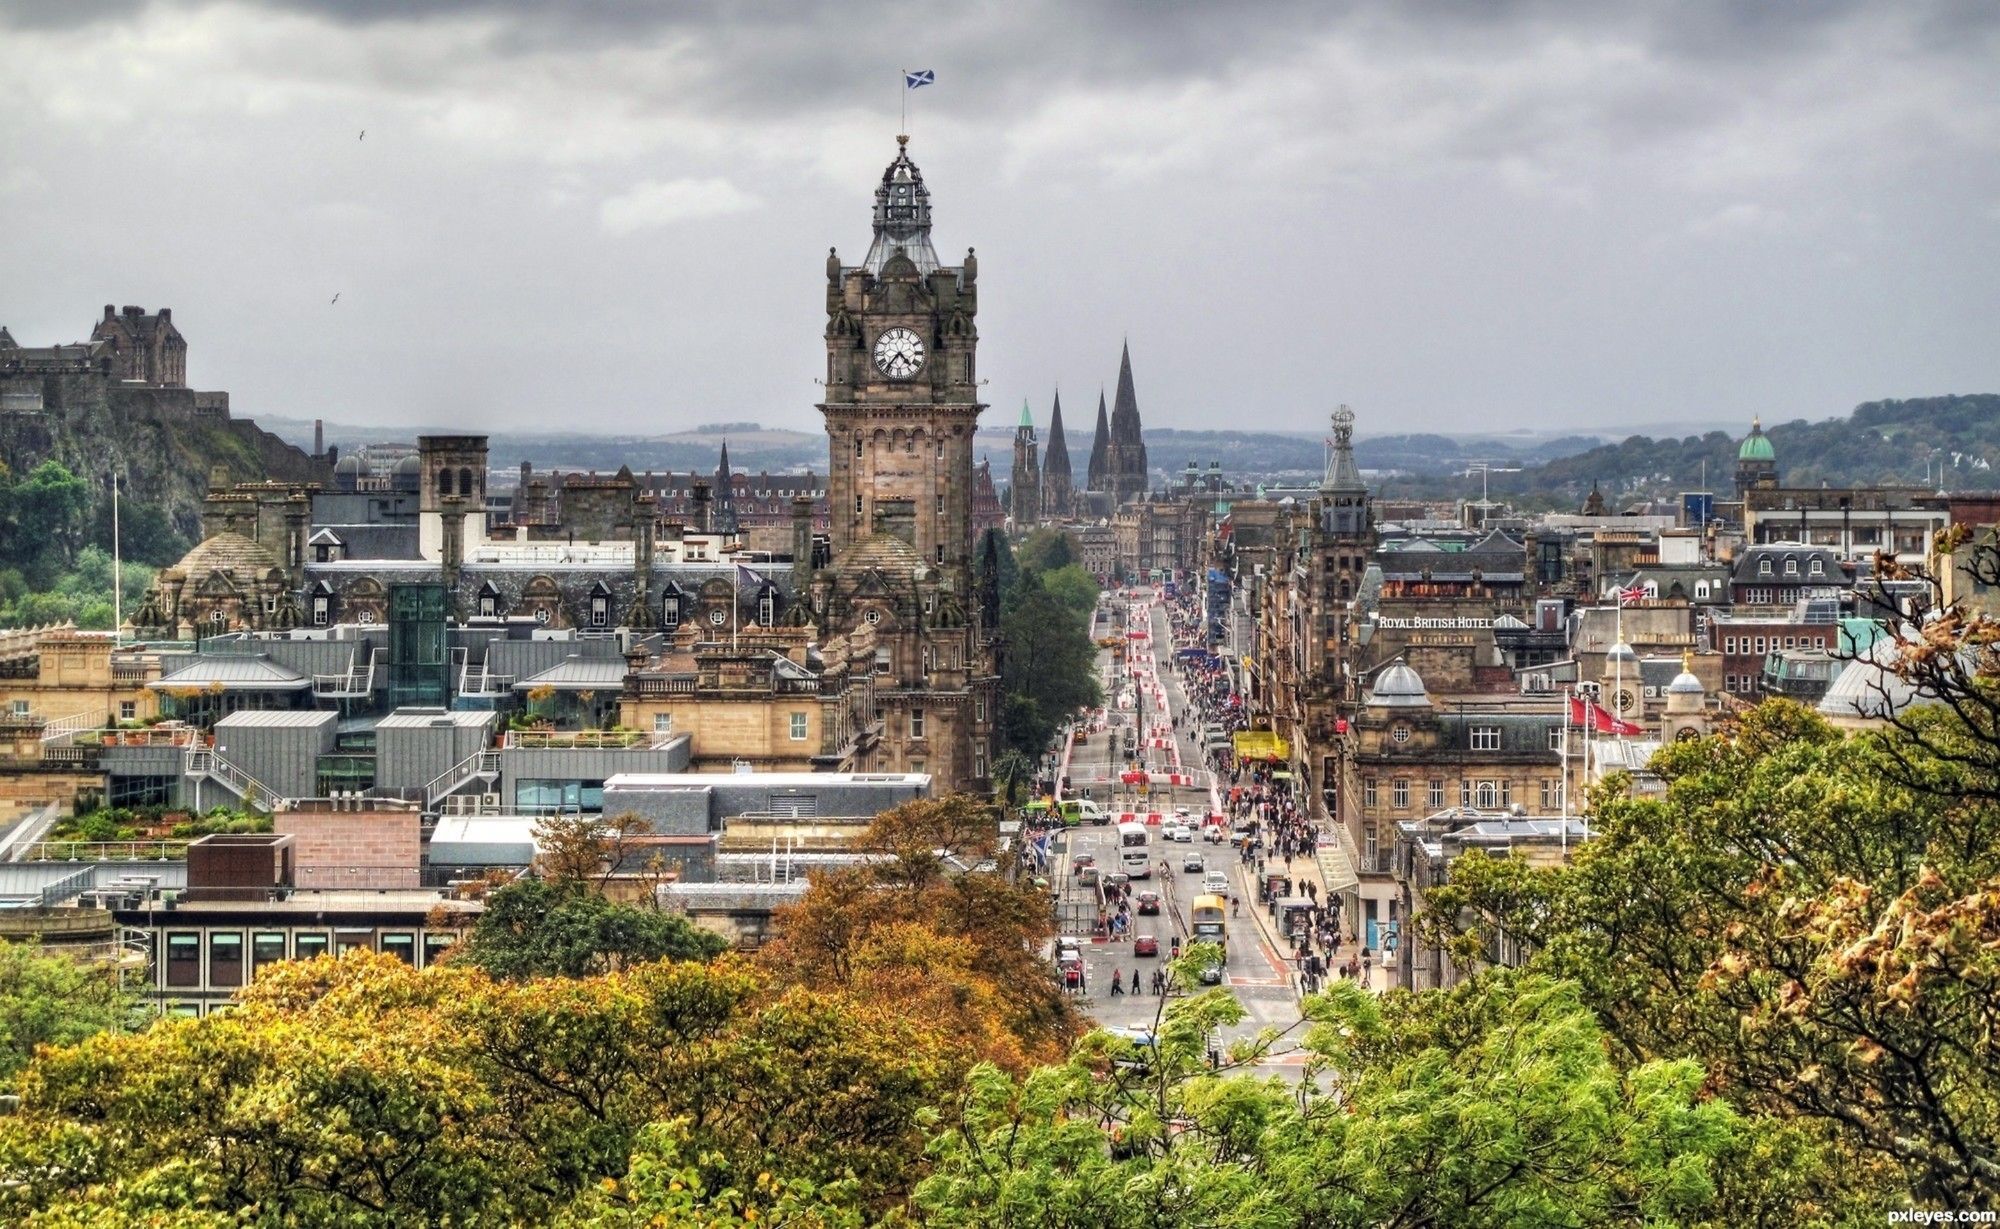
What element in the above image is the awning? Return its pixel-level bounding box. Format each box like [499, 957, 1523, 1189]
[1232, 730, 1289, 761]
[513, 656, 630, 692]
[1317, 843, 1359, 897]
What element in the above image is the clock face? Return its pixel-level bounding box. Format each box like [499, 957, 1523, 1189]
[1613, 688, 1636, 714]
[873, 327, 926, 379]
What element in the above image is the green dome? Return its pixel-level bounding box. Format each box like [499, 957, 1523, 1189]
[1738, 418, 1775, 462]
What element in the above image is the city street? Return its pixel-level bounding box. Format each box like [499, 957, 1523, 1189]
[1047, 591, 1315, 1071]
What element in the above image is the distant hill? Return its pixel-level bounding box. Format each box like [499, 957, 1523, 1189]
[1380, 395, 2000, 508]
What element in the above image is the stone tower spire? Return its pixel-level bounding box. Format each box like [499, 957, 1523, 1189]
[1107, 340, 1148, 504]
[1087, 390, 1110, 493]
[1009, 398, 1040, 528]
[713, 439, 738, 534]
[861, 134, 939, 275]
[1041, 390, 1073, 520]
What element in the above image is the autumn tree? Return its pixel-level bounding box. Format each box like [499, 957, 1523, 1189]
[461, 876, 727, 979]
[757, 795, 1081, 1074]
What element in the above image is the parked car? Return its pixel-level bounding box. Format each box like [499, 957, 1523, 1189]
[1133, 933, 1160, 957]
[1136, 890, 1161, 915]
[1182, 852, 1207, 873]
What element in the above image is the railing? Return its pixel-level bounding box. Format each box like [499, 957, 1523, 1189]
[39, 711, 103, 748]
[424, 748, 501, 806]
[502, 729, 676, 750]
[21, 840, 188, 862]
[84, 725, 198, 748]
[630, 676, 699, 695]
[185, 746, 290, 813]
[774, 678, 820, 695]
[456, 654, 515, 697]
[111, 660, 153, 682]
[312, 646, 377, 698]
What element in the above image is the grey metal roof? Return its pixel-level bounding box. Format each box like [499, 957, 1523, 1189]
[378, 709, 499, 729]
[150, 654, 311, 691]
[214, 709, 338, 728]
[513, 656, 630, 691]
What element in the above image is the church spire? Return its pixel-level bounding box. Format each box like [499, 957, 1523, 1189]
[1087, 390, 1111, 489]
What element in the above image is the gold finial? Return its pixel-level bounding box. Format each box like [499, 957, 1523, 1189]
[897, 133, 909, 148]
[1682, 649, 1694, 672]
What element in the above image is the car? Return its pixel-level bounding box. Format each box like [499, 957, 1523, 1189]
[1167, 825, 1195, 844]
[1203, 824, 1225, 844]
[1198, 962, 1225, 986]
[1059, 958, 1085, 989]
[1073, 853, 1096, 871]
[1076, 864, 1099, 886]
[1101, 871, 1130, 892]
[1182, 852, 1206, 873]
[1136, 890, 1161, 915]
[1133, 933, 1160, 957]
[1174, 806, 1192, 821]
[1204, 871, 1230, 896]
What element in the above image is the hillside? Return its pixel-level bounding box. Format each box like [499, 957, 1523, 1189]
[1380, 395, 2000, 507]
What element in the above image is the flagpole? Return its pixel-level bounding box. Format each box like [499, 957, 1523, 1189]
[110, 470, 122, 646]
[900, 68, 907, 133]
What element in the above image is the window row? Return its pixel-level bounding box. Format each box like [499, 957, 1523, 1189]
[161, 927, 459, 989]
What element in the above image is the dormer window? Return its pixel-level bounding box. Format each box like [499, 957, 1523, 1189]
[758, 592, 775, 626]
[1808, 557, 1824, 577]
[590, 595, 608, 627]
[1757, 558, 1773, 577]
[662, 595, 682, 628]
[478, 593, 497, 618]
[1783, 557, 1798, 576]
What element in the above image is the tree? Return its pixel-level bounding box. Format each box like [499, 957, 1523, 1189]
[0, 941, 136, 1081]
[1039, 562, 1099, 619]
[913, 963, 1743, 1227]
[12, 461, 89, 574]
[461, 877, 727, 979]
[0, 953, 951, 1224]
[757, 798, 1080, 1075]
[991, 748, 1036, 807]
[1012, 526, 1075, 577]
[1419, 701, 2000, 1211]
[997, 570, 1102, 759]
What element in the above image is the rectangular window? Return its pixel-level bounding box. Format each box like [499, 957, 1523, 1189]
[910, 709, 925, 738]
[1470, 725, 1501, 751]
[423, 933, 456, 967]
[1363, 778, 1378, 808]
[1501, 780, 1513, 808]
[974, 750, 987, 778]
[653, 713, 673, 733]
[251, 931, 288, 977]
[208, 932, 244, 988]
[293, 932, 330, 961]
[1541, 779, 1560, 811]
[9, 699, 27, 718]
[312, 597, 329, 626]
[1428, 779, 1444, 809]
[334, 930, 373, 956]
[1547, 725, 1563, 751]
[1460, 779, 1472, 806]
[379, 933, 416, 965]
[1364, 825, 1378, 868]
[875, 648, 891, 675]
[661, 598, 681, 628]
[1392, 778, 1409, 809]
[974, 696, 986, 722]
[165, 932, 201, 988]
[789, 712, 808, 741]
[855, 494, 863, 515]
[119, 700, 137, 720]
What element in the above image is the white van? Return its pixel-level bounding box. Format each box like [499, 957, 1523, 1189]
[1120, 846, 1153, 879]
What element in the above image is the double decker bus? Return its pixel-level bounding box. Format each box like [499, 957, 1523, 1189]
[1189, 893, 1227, 952]
[1117, 821, 1151, 878]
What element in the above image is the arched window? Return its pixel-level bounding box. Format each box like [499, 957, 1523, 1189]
[437, 468, 454, 497]
[459, 467, 474, 499]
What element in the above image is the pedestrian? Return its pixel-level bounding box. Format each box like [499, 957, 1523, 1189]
[1130, 968, 1142, 994]
[1110, 972, 1124, 996]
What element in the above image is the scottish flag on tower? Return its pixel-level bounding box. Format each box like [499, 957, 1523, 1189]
[905, 69, 935, 88]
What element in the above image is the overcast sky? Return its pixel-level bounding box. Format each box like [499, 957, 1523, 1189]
[3, 0, 1996, 440]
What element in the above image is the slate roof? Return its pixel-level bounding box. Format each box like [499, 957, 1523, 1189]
[150, 654, 311, 691]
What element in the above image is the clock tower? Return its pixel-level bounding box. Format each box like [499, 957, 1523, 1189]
[820, 135, 983, 588]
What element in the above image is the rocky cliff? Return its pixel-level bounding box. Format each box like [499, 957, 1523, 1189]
[0, 371, 327, 547]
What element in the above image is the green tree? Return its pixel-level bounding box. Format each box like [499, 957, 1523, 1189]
[1012, 526, 1075, 576]
[991, 748, 1036, 807]
[914, 962, 1743, 1227]
[1039, 562, 1099, 618]
[1420, 701, 2000, 1211]
[0, 941, 137, 1081]
[997, 570, 1101, 759]
[461, 877, 727, 979]
[13, 461, 89, 574]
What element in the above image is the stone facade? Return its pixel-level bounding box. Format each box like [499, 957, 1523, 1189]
[90, 304, 187, 387]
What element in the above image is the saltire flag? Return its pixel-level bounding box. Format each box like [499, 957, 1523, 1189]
[1614, 582, 1648, 605]
[905, 69, 935, 89]
[736, 563, 768, 589]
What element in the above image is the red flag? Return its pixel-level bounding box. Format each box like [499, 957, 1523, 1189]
[1589, 699, 1645, 736]
[1567, 693, 1589, 727]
